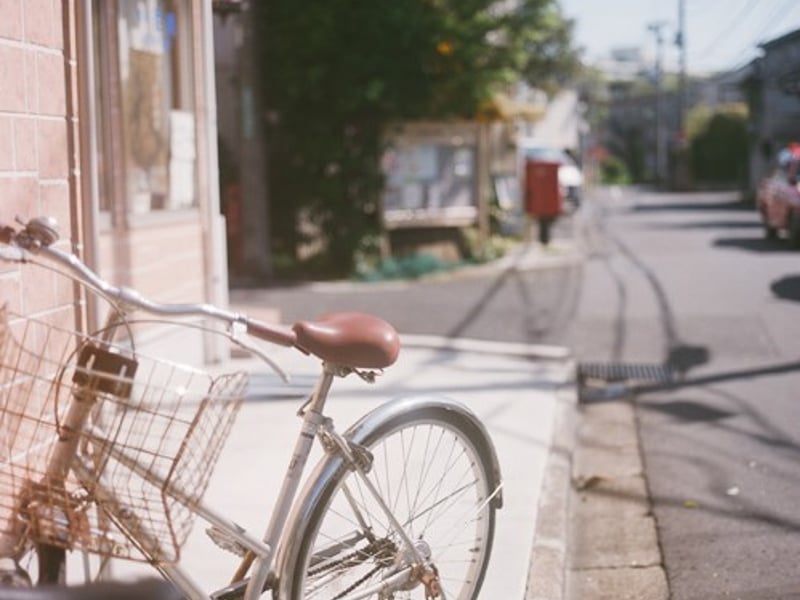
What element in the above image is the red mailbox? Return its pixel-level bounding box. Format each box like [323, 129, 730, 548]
[524, 160, 561, 218]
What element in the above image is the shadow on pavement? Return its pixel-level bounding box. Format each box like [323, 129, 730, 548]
[713, 237, 794, 253]
[633, 199, 752, 212]
[578, 359, 800, 405]
[771, 275, 800, 302]
[641, 398, 736, 422]
[576, 477, 800, 533]
[643, 220, 761, 231]
[445, 265, 516, 339]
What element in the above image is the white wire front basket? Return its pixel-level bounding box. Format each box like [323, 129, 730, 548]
[0, 305, 248, 563]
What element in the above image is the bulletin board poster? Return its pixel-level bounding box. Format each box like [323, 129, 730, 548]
[383, 134, 478, 228]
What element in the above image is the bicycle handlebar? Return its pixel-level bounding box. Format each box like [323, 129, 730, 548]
[0, 218, 297, 349]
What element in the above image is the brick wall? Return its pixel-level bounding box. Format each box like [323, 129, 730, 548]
[0, 0, 76, 320]
[0, 1, 79, 553]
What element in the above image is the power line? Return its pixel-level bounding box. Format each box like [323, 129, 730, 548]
[718, 0, 800, 72]
[752, 0, 800, 44]
[694, 0, 761, 59]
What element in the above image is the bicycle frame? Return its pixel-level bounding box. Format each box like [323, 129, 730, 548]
[118, 362, 345, 600]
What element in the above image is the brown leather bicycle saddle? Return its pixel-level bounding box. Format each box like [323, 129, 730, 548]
[292, 312, 400, 369]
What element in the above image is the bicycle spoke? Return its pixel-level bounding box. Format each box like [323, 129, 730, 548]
[294, 416, 495, 600]
[347, 476, 391, 537]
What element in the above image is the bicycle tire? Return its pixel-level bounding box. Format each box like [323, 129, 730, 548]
[281, 401, 499, 600]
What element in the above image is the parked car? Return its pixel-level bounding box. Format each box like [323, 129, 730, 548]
[757, 144, 800, 247]
[519, 144, 584, 209]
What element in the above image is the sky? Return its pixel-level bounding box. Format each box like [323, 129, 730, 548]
[558, 0, 800, 75]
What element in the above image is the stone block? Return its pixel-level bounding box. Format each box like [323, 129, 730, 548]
[570, 514, 661, 570]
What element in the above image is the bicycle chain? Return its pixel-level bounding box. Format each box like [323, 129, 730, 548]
[308, 538, 395, 577]
[308, 538, 396, 600]
[307, 537, 442, 599]
[331, 563, 383, 600]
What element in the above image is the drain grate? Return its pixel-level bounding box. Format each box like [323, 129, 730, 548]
[577, 361, 675, 385]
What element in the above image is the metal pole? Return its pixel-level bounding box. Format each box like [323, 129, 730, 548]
[75, 0, 101, 331]
[648, 22, 667, 186]
[674, 0, 690, 189]
[239, 1, 273, 279]
[200, 0, 231, 363]
[677, 0, 687, 131]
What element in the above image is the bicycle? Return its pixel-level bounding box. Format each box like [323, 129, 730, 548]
[0, 216, 503, 600]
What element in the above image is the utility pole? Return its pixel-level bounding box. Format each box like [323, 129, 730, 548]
[674, 0, 690, 189]
[648, 21, 668, 186]
[676, 0, 687, 132]
[238, 0, 273, 280]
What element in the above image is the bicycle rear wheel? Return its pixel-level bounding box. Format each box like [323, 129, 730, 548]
[284, 404, 498, 600]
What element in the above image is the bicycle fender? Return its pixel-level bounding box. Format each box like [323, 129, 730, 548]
[273, 395, 503, 598]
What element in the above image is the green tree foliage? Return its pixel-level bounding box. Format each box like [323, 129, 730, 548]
[599, 155, 631, 184]
[254, 0, 578, 276]
[688, 104, 749, 186]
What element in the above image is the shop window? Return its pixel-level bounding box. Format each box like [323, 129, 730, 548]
[94, 0, 196, 215]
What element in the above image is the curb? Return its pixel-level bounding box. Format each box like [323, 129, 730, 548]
[248, 239, 583, 296]
[525, 366, 577, 600]
[567, 394, 669, 599]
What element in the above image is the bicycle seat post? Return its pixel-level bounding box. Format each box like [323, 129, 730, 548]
[246, 362, 338, 598]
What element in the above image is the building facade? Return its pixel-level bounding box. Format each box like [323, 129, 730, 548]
[743, 28, 800, 198]
[0, 0, 226, 361]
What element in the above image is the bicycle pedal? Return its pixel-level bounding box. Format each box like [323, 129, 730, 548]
[206, 526, 248, 557]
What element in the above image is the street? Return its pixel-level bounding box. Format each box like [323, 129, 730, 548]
[575, 187, 800, 600]
[231, 218, 581, 347]
[233, 185, 800, 598]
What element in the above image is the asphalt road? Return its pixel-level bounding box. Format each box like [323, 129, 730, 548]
[574, 186, 800, 600]
[232, 217, 581, 346]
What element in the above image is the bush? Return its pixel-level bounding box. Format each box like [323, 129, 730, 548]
[357, 253, 460, 282]
[599, 155, 631, 184]
[690, 111, 748, 186]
